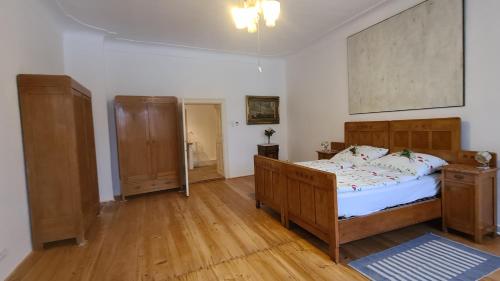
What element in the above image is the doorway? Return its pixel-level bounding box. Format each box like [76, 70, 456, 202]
[184, 103, 225, 184]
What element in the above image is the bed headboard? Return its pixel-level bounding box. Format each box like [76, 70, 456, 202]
[344, 118, 462, 163]
[389, 117, 461, 162]
[344, 121, 390, 148]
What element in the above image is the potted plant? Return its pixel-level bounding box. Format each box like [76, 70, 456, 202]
[264, 128, 276, 144]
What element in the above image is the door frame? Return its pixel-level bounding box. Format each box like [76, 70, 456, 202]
[182, 98, 229, 180]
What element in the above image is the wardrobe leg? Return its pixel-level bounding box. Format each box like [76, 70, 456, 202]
[76, 234, 87, 247]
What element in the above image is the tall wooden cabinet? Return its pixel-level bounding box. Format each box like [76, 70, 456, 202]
[114, 96, 181, 199]
[17, 75, 100, 249]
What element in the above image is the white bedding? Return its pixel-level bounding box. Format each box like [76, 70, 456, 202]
[338, 173, 440, 217]
[296, 160, 420, 193]
[295, 160, 441, 217]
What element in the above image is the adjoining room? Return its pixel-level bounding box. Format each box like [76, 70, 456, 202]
[185, 103, 225, 184]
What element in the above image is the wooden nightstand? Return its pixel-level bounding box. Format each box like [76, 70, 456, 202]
[442, 164, 498, 243]
[317, 142, 345, 160]
[257, 144, 279, 159]
[316, 150, 340, 160]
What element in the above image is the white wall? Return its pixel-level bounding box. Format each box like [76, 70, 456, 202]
[64, 38, 287, 197]
[186, 104, 218, 164]
[64, 32, 115, 202]
[287, 0, 500, 217]
[0, 0, 64, 279]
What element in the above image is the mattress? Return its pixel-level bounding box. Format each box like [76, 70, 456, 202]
[338, 173, 441, 218]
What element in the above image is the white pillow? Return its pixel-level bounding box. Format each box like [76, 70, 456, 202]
[370, 151, 448, 177]
[331, 145, 388, 166]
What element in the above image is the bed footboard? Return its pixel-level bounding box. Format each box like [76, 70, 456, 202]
[283, 163, 340, 262]
[254, 156, 341, 262]
[254, 155, 286, 223]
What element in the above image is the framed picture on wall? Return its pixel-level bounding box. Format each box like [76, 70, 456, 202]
[246, 96, 280, 125]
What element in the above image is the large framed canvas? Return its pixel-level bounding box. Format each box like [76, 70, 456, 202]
[347, 0, 464, 114]
[246, 96, 280, 125]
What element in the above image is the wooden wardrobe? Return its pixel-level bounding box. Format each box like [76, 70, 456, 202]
[115, 96, 181, 199]
[17, 75, 100, 249]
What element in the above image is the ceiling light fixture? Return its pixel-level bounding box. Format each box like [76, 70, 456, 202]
[231, 0, 281, 33]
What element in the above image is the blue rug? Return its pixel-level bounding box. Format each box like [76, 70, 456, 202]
[349, 233, 500, 281]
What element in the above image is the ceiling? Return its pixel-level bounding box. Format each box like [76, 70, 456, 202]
[56, 0, 388, 56]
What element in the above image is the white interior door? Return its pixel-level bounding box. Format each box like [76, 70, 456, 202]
[181, 99, 190, 196]
[214, 104, 225, 176]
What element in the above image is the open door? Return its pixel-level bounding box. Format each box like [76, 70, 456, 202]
[214, 104, 225, 176]
[181, 99, 190, 196]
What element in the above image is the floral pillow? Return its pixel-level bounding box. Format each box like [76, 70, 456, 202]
[331, 145, 388, 166]
[370, 151, 448, 177]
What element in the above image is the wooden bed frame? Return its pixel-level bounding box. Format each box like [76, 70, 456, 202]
[254, 117, 496, 262]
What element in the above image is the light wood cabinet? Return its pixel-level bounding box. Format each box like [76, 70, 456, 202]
[114, 96, 181, 199]
[17, 75, 100, 249]
[442, 164, 498, 243]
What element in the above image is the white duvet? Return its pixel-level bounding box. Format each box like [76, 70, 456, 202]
[295, 160, 419, 193]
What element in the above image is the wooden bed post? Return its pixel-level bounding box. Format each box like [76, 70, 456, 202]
[280, 169, 289, 227]
[328, 174, 340, 263]
[254, 156, 261, 209]
[254, 155, 286, 223]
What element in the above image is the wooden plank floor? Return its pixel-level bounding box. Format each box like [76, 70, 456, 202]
[188, 165, 224, 184]
[7, 176, 500, 280]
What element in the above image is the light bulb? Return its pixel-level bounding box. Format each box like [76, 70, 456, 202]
[247, 21, 257, 33]
[232, 8, 248, 29]
[232, 1, 279, 33]
[265, 19, 276, 27]
[262, 0, 280, 26]
[232, 6, 258, 30]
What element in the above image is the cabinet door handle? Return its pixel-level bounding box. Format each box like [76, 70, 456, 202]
[453, 174, 465, 180]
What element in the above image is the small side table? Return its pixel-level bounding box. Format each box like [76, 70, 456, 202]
[258, 144, 279, 159]
[442, 164, 498, 243]
[316, 150, 340, 160]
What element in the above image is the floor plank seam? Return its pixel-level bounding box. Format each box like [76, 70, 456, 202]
[168, 238, 305, 279]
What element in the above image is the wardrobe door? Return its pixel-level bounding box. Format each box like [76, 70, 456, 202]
[19, 85, 79, 248]
[72, 91, 89, 232]
[115, 100, 152, 195]
[148, 99, 180, 188]
[82, 95, 100, 224]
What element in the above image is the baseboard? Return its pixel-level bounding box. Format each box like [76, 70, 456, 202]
[5, 251, 35, 280]
[227, 174, 254, 180]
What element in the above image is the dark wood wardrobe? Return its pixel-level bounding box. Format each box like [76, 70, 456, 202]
[17, 75, 100, 249]
[114, 96, 181, 199]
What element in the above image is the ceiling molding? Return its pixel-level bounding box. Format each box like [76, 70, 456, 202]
[280, 0, 391, 57]
[55, 0, 117, 35]
[111, 37, 274, 58]
[104, 39, 286, 65]
[54, 0, 390, 58]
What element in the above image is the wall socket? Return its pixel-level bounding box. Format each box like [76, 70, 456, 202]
[0, 248, 7, 262]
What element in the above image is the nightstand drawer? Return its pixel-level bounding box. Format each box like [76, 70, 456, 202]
[445, 171, 475, 184]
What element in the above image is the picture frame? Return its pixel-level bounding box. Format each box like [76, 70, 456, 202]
[246, 96, 280, 125]
[347, 0, 464, 114]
